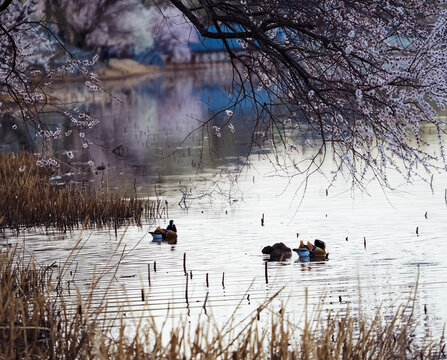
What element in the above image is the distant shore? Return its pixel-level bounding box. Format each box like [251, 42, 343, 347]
[0, 59, 234, 105]
[96, 58, 160, 80]
[51, 58, 234, 84]
[96, 58, 234, 80]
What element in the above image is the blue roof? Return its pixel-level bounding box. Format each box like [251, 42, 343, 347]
[188, 25, 290, 52]
[189, 25, 244, 52]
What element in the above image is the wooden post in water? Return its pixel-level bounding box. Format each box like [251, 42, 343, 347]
[363, 237, 366, 250]
[141, 289, 145, 302]
[183, 252, 186, 274]
[261, 213, 264, 226]
[206, 273, 209, 288]
[147, 264, 151, 287]
[185, 274, 189, 304]
[190, 270, 193, 279]
[154, 261, 157, 272]
[265, 261, 268, 284]
[222, 272, 225, 289]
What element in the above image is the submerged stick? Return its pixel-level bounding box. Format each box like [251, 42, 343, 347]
[265, 261, 268, 284]
[261, 213, 264, 226]
[185, 274, 189, 304]
[203, 291, 209, 313]
[364, 237, 366, 250]
[147, 264, 151, 287]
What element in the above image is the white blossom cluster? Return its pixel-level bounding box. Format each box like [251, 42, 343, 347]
[0, 0, 103, 168]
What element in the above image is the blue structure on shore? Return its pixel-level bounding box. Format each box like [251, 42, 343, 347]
[190, 24, 244, 50]
[135, 25, 245, 66]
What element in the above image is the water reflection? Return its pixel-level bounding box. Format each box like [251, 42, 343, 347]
[42, 66, 255, 194]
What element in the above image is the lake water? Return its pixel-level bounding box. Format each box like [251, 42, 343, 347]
[2, 65, 447, 342]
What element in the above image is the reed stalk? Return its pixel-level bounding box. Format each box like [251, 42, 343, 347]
[0, 152, 164, 232]
[0, 243, 444, 359]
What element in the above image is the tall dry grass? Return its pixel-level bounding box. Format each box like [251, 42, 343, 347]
[0, 152, 165, 232]
[0, 243, 445, 360]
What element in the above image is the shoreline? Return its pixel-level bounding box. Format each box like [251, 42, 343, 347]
[55, 58, 235, 83]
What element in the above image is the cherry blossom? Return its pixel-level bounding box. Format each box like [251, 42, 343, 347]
[170, 0, 447, 186]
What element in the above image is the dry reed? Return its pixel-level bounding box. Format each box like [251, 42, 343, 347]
[0, 152, 165, 232]
[0, 243, 445, 360]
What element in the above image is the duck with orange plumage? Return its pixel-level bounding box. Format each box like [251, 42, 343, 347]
[293, 239, 329, 262]
[150, 220, 178, 244]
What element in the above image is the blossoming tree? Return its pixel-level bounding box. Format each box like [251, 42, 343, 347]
[170, 0, 447, 187]
[0, 0, 195, 165]
[0, 0, 103, 165]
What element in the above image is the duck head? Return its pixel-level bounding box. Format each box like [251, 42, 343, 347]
[262, 242, 292, 260]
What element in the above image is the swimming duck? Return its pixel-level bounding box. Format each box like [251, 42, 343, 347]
[293, 239, 328, 261]
[262, 242, 292, 261]
[150, 220, 178, 244]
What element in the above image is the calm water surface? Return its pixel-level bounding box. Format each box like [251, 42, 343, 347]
[3, 67, 447, 340]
